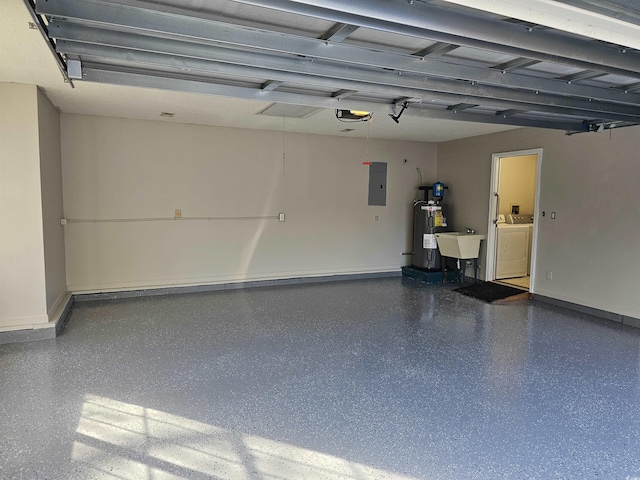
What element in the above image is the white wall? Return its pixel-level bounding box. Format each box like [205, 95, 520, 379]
[61, 114, 437, 292]
[37, 88, 67, 316]
[499, 154, 537, 216]
[438, 126, 640, 319]
[0, 83, 48, 328]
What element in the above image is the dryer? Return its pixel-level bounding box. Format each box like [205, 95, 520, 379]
[496, 214, 533, 279]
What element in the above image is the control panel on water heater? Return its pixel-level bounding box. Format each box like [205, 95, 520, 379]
[420, 204, 447, 227]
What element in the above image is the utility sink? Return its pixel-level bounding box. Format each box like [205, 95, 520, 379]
[435, 232, 485, 259]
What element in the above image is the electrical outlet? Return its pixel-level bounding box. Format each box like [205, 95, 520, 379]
[375, 215, 379, 221]
[546, 271, 553, 280]
[278, 213, 285, 222]
[175, 209, 182, 218]
[551, 212, 556, 219]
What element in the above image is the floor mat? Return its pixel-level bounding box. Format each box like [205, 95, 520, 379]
[454, 281, 528, 303]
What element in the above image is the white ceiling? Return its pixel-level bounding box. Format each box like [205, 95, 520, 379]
[442, 0, 640, 50]
[0, 0, 519, 143]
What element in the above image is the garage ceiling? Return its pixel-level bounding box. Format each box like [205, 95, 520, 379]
[15, 0, 640, 138]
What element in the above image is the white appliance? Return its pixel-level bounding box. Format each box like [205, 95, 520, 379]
[495, 214, 534, 279]
[527, 224, 534, 275]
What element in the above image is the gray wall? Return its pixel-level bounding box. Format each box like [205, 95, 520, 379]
[61, 114, 437, 292]
[438, 126, 640, 319]
[37, 88, 66, 315]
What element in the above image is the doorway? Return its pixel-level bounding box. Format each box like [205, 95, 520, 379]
[485, 149, 542, 293]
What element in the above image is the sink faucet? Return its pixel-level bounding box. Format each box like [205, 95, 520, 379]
[466, 227, 476, 234]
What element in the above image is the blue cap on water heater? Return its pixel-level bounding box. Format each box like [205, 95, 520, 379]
[432, 182, 446, 198]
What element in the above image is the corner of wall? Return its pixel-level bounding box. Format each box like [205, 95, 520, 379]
[37, 88, 68, 313]
[0, 83, 49, 328]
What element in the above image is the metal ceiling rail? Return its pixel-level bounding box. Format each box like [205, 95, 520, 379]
[42, 13, 640, 108]
[20, 0, 74, 87]
[81, 65, 589, 132]
[62, 40, 640, 123]
[50, 23, 640, 122]
[55, 41, 640, 124]
[230, 0, 640, 77]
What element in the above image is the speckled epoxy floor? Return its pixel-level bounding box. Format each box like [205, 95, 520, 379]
[1, 278, 639, 480]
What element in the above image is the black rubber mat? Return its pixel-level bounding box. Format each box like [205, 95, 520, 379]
[454, 281, 526, 303]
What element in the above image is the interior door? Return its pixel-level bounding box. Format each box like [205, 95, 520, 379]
[486, 148, 541, 289]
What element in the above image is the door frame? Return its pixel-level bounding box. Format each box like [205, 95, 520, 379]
[485, 148, 543, 292]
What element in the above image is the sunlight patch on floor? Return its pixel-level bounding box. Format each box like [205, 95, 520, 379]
[73, 394, 422, 480]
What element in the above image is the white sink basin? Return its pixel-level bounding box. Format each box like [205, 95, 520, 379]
[435, 232, 485, 259]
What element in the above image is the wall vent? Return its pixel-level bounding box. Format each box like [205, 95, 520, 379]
[258, 103, 321, 118]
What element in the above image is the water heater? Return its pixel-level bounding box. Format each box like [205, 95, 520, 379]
[412, 183, 448, 270]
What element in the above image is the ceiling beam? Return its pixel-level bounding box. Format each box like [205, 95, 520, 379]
[556, 70, 606, 83]
[615, 81, 640, 92]
[331, 89, 357, 99]
[447, 103, 478, 112]
[496, 109, 526, 117]
[56, 38, 640, 123]
[40, 3, 640, 107]
[412, 42, 459, 58]
[228, 0, 640, 76]
[81, 66, 590, 132]
[261, 80, 283, 91]
[319, 23, 359, 42]
[393, 97, 422, 105]
[491, 58, 541, 72]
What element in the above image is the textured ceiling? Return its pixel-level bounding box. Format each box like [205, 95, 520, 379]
[4, 0, 640, 142]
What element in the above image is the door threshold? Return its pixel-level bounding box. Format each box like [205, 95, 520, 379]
[493, 279, 529, 292]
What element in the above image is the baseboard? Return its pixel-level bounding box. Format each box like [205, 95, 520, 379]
[52, 293, 74, 336]
[533, 294, 640, 329]
[67, 265, 401, 293]
[0, 326, 56, 345]
[3, 274, 637, 345]
[1, 272, 400, 344]
[0, 313, 49, 329]
[0, 293, 74, 345]
[74, 270, 402, 302]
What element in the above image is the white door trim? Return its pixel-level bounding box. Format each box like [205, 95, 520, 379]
[485, 148, 543, 293]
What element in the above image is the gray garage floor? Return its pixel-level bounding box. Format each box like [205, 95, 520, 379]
[1, 277, 639, 480]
